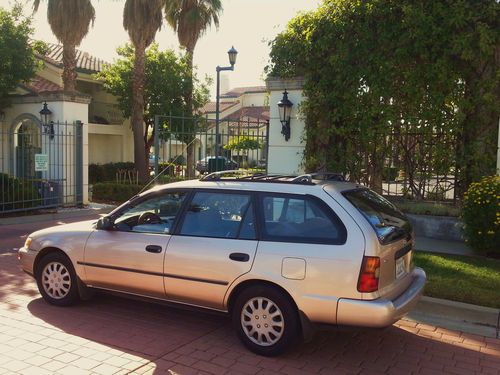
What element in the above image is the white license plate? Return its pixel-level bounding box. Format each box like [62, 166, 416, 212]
[396, 257, 407, 279]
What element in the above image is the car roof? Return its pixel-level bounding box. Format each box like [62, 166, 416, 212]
[147, 177, 364, 196]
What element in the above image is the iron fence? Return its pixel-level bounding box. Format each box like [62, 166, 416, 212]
[154, 115, 269, 177]
[1, 120, 83, 214]
[333, 128, 460, 201]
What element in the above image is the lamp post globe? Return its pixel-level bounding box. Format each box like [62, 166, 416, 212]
[228, 46, 238, 66]
[278, 90, 293, 141]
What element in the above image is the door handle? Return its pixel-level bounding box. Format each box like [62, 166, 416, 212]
[145, 245, 162, 253]
[229, 252, 250, 262]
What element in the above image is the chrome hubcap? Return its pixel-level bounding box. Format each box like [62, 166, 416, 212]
[42, 262, 71, 299]
[241, 297, 284, 346]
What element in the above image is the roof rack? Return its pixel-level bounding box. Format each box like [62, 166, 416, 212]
[199, 170, 345, 185]
[291, 173, 345, 183]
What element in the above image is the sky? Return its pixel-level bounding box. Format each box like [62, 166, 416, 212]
[0, 0, 321, 99]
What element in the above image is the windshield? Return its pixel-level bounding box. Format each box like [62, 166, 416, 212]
[343, 189, 411, 244]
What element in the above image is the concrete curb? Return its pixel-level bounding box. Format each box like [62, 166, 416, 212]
[409, 296, 500, 339]
[0, 205, 116, 226]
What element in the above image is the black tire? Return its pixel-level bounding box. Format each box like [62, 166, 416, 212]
[232, 285, 300, 356]
[35, 252, 80, 307]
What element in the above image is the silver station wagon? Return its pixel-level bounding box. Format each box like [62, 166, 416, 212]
[19, 172, 426, 356]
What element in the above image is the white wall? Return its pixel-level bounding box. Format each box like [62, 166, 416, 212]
[1, 97, 90, 204]
[266, 78, 306, 175]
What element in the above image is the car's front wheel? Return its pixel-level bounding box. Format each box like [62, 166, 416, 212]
[35, 252, 80, 306]
[232, 285, 299, 356]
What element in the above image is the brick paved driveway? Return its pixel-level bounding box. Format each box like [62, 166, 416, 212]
[0, 218, 499, 374]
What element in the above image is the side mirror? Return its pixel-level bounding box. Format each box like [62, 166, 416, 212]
[96, 216, 114, 230]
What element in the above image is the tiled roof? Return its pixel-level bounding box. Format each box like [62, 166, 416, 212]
[21, 75, 63, 94]
[39, 43, 107, 73]
[224, 106, 269, 123]
[221, 86, 267, 98]
[200, 101, 238, 114]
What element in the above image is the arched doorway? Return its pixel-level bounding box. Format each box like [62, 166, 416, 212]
[11, 115, 43, 179]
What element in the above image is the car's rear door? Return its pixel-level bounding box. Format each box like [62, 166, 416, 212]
[164, 190, 258, 309]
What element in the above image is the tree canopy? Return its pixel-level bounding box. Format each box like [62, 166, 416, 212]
[0, 4, 44, 110]
[96, 43, 210, 149]
[267, 0, 499, 193]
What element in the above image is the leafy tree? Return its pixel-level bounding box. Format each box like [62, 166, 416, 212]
[224, 137, 262, 152]
[96, 44, 210, 163]
[33, 0, 95, 92]
[267, 0, 499, 194]
[0, 3, 44, 110]
[164, 0, 222, 178]
[123, 0, 163, 183]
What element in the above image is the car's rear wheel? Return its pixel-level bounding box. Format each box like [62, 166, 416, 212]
[232, 285, 299, 356]
[35, 252, 79, 306]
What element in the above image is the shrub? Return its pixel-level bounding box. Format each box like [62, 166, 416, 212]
[92, 182, 144, 203]
[89, 162, 136, 184]
[0, 173, 42, 211]
[461, 176, 500, 255]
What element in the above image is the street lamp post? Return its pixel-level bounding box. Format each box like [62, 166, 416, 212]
[215, 46, 238, 171]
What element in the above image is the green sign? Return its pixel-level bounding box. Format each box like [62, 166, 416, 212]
[34, 154, 48, 172]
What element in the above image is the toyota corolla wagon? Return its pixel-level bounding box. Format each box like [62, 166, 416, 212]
[19, 172, 426, 356]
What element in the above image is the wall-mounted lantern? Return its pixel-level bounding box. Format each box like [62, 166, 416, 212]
[0, 110, 5, 122]
[278, 90, 293, 141]
[39, 102, 54, 139]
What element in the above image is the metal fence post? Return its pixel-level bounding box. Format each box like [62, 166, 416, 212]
[154, 115, 160, 177]
[75, 120, 83, 205]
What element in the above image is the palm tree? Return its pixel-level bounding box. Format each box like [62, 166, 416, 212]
[164, 0, 222, 178]
[123, 0, 163, 182]
[33, 0, 95, 92]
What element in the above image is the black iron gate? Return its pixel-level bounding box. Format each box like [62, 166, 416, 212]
[154, 115, 269, 177]
[1, 120, 83, 214]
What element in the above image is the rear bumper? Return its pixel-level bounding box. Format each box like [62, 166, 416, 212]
[336, 267, 426, 327]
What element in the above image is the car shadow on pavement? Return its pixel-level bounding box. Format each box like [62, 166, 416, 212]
[0, 253, 39, 310]
[26, 291, 500, 374]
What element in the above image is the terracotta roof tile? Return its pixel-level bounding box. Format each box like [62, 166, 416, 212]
[200, 101, 238, 114]
[22, 75, 63, 94]
[221, 86, 267, 98]
[224, 106, 269, 123]
[39, 43, 107, 73]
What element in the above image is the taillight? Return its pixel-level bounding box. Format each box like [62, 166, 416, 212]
[358, 256, 380, 293]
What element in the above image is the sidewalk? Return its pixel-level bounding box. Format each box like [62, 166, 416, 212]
[415, 236, 474, 256]
[0, 202, 116, 226]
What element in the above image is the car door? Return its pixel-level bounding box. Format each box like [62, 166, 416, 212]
[164, 190, 258, 309]
[82, 190, 188, 298]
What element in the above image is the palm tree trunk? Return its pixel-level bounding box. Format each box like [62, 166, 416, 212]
[185, 50, 195, 179]
[62, 44, 78, 92]
[132, 43, 149, 183]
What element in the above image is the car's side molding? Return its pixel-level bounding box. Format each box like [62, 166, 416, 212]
[77, 261, 229, 286]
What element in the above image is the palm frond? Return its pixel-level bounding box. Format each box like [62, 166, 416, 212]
[163, 0, 222, 52]
[46, 0, 95, 46]
[124, 0, 163, 48]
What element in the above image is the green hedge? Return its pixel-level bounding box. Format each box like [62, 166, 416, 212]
[461, 176, 499, 255]
[0, 173, 42, 210]
[92, 182, 144, 203]
[89, 162, 136, 184]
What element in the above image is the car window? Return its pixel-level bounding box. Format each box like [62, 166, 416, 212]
[260, 194, 346, 244]
[113, 192, 187, 234]
[343, 188, 411, 244]
[179, 192, 256, 239]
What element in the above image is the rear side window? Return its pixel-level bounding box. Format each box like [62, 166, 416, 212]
[259, 194, 346, 244]
[343, 189, 411, 244]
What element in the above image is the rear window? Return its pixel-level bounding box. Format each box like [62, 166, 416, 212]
[343, 189, 411, 244]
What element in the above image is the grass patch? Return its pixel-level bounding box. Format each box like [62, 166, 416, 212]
[389, 200, 461, 217]
[414, 251, 500, 308]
